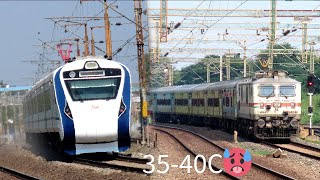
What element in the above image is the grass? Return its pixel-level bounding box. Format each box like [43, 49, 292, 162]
[302, 138, 320, 145]
[300, 93, 320, 125]
[238, 145, 272, 156]
[252, 150, 273, 156]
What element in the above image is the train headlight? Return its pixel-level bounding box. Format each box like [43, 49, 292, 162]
[258, 119, 265, 128]
[274, 102, 281, 107]
[85, 61, 99, 69]
[260, 102, 264, 109]
[64, 102, 73, 119]
[290, 119, 299, 128]
[291, 102, 295, 109]
[69, 71, 76, 78]
[118, 99, 126, 117]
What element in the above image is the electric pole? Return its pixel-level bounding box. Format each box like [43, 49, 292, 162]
[84, 23, 90, 56]
[134, 0, 147, 144]
[268, 0, 276, 70]
[90, 27, 95, 56]
[104, 0, 113, 60]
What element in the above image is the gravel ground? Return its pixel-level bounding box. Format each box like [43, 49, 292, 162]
[156, 123, 320, 180]
[291, 136, 320, 149]
[0, 144, 150, 180]
[154, 127, 278, 180]
[0, 172, 19, 180]
[148, 127, 225, 180]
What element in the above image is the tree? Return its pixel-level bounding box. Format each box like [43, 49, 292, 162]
[173, 54, 245, 85]
[145, 53, 171, 88]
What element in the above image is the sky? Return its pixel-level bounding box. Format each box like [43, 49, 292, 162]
[147, 0, 320, 70]
[0, 0, 147, 86]
[0, 1, 320, 86]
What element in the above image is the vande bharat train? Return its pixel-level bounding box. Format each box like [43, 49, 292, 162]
[23, 56, 131, 155]
[150, 70, 301, 139]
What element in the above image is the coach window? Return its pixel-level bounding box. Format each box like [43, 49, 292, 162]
[226, 97, 230, 107]
[279, 86, 295, 97]
[259, 86, 274, 97]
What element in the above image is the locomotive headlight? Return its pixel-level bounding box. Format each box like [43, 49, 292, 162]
[258, 119, 265, 128]
[85, 61, 99, 69]
[260, 102, 264, 109]
[274, 102, 281, 107]
[69, 71, 76, 78]
[290, 119, 298, 128]
[291, 102, 295, 109]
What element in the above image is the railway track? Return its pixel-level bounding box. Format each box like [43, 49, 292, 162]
[153, 124, 296, 180]
[154, 128, 240, 180]
[262, 141, 320, 161]
[0, 165, 41, 180]
[74, 155, 150, 174]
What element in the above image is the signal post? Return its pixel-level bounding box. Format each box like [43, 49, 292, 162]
[307, 74, 315, 136]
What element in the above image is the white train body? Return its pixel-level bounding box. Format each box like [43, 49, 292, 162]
[23, 57, 131, 155]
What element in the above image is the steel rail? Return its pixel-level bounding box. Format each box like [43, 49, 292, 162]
[154, 124, 296, 180]
[112, 153, 151, 164]
[262, 141, 320, 161]
[74, 158, 150, 174]
[154, 128, 240, 180]
[0, 166, 41, 180]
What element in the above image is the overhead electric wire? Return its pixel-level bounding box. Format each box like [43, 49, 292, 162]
[181, 0, 249, 59]
[98, 0, 149, 33]
[112, 23, 148, 57]
[60, 0, 118, 46]
[159, 0, 207, 56]
[72, 0, 80, 16]
[47, 1, 120, 54]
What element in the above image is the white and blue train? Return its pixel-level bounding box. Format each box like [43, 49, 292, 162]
[23, 57, 131, 155]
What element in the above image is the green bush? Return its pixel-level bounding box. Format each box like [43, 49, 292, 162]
[301, 93, 320, 125]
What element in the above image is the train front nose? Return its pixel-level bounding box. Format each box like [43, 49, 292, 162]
[72, 102, 119, 143]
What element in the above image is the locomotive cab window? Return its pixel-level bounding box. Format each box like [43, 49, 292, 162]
[258, 86, 274, 97]
[65, 78, 121, 101]
[279, 86, 295, 97]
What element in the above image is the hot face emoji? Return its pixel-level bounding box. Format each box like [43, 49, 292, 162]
[223, 148, 252, 177]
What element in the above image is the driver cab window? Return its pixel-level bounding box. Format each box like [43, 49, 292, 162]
[259, 86, 274, 97]
[279, 86, 296, 97]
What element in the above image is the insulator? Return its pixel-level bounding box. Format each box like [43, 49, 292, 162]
[174, 22, 181, 29]
[283, 30, 290, 36]
[116, 48, 122, 53]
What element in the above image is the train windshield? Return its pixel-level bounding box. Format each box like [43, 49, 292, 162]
[279, 86, 295, 97]
[65, 78, 121, 101]
[258, 86, 274, 97]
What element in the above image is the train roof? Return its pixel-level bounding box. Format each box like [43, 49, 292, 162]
[207, 78, 251, 90]
[150, 84, 201, 93]
[253, 76, 301, 84]
[150, 73, 301, 94]
[149, 86, 178, 93]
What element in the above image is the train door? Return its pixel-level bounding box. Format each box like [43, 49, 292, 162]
[170, 93, 174, 116]
[188, 93, 192, 115]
